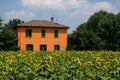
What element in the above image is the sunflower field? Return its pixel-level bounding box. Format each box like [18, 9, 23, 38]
[0, 51, 120, 80]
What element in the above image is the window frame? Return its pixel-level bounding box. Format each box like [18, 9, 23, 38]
[26, 44, 33, 51]
[54, 30, 58, 38]
[40, 44, 47, 51]
[41, 29, 46, 38]
[54, 45, 60, 50]
[26, 29, 32, 37]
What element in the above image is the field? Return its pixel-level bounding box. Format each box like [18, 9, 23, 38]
[0, 51, 120, 80]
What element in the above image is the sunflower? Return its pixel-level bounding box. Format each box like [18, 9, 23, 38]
[8, 68, 12, 72]
[102, 65, 108, 71]
[106, 76, 111, 80]
[48, 56, 52, 64]
[46, 64, 50, 69]
[96, 61, 101, 66]
[0, 54, 2, 58]
[77, 58, 82, 66]
[27, 68, 32, 73]
[0, 61, 2, 64]
[112, 59, 119, 66]
[86, 61, 93, 67]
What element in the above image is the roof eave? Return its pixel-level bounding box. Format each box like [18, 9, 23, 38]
[16, 25, 69, 29]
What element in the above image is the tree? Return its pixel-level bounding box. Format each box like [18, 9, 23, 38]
[68, 23, 102, 50]
[114, 12, 120, 50]
[97, 13, 117, 50]
[0, 17, 3, 26]
[87, 11, 108, 32]
[68, 11, 120, 51]
[5, 18, 24, 29]
[0, 17, 3, 31]
[67, 33, 77, 50]
[0, 18, 23, 51]
[0, 26, 17, 50]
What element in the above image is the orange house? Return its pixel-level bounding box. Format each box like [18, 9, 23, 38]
[14, 18, 69, 51]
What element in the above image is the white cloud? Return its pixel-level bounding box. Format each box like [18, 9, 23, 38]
[5, 10, 36, 21]
[93, 2, 114, 12]
[17, 0, 119, 32]
[20, 0, 87, 10]
[20, 0, 117, 18]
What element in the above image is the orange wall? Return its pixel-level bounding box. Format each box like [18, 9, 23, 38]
[16, 27, 68, 51]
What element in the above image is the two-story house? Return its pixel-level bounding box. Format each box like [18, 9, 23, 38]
[14, 18, 69, 51]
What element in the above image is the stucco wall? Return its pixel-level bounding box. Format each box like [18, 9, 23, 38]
[17, 27, 68, 51]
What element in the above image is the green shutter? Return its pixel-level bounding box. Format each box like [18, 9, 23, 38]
[26, 30, 29, 37]
[42, 30, 46, 38]
[54, 30, 58, 38]
[26, 29, 32, 37]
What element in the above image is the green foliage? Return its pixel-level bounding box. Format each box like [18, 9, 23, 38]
[5, 18, 24, 29]
[0, 18, 24, 51]
[0, 26, 17, 51]
[0, 17, 3, 32]
[9, 46, 20, 51]
[0, 51, 120, 79]
[68, 11, 120, 51]
[0, 17, 3, 26]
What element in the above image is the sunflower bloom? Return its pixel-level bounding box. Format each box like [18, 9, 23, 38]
[96, 61, 101, 66]
[106, 76, 111, 80]
[87, 61, 93, 67]
[49, 56, 52, 64]
[112, 59, 119, 66]
[102, 65, 108, 71]
[77, 58, 82, 66]
[27, 68, 32, 73]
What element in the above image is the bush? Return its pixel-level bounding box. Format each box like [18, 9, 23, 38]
[9, 46, 20, 51]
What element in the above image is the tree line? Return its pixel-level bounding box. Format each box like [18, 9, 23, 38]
[0, 10, 120, 51]
[0, 18, 24, 51]
[67, 11, 120, 51]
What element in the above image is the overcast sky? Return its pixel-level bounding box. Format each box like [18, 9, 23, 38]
[0, 0, 120, 33]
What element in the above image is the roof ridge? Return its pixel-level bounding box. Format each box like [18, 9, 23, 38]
[16, 20, 69, 29]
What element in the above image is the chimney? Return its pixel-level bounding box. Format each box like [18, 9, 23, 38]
[51, 17, 54, 22]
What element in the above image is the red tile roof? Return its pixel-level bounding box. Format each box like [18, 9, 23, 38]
[17, 20, 69, 29]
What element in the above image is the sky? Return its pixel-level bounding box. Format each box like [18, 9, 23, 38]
[0, 0, 120, 33]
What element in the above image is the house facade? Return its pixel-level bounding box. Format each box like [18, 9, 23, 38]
[14, 19, 69, 51]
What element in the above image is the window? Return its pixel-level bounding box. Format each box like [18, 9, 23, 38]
[54, 45, 60, 50]
[54, 30, 58, 38]
[26, 29, 32, 37]
[41, 30, 46, 38]
[40, 45, 47, 51]
[26, 44, 33, 51]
